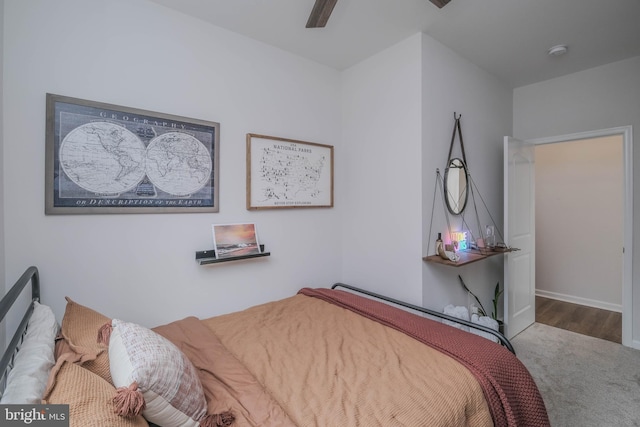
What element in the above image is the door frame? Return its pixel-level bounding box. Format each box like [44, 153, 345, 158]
[527, 126, 633, 348]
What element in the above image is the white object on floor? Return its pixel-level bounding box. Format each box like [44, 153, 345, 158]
[443, 304, 470, 332]
[470, 314, 499, 343]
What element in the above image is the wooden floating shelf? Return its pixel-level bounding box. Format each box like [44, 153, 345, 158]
[196, 245, 270, 265]
[423, 248, 514, 267]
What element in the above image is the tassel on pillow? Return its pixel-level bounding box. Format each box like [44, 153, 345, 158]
[113, 382, 146, 417]
[97, 321, 113, 346]
[200, 412, 235, 427]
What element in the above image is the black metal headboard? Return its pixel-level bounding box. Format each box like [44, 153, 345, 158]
[0, 266, 40, 394]
[331, 282, 515, 354]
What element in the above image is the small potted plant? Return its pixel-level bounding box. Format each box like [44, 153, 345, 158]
[458, 276, 504, 333]
[490, 281, 504, 334]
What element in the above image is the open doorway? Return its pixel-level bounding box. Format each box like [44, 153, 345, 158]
[534, 135, 623, 343]
[523, 126, 633, 347]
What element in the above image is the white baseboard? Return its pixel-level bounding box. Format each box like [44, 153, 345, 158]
[536, 289, 622, 313]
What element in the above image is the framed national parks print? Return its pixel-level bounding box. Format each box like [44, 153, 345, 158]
[246, 133, 333, 210]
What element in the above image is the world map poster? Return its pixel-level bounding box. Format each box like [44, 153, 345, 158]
[45, 94, 219, 214]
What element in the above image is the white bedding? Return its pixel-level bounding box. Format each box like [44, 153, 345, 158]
[0, 302, 59, 404]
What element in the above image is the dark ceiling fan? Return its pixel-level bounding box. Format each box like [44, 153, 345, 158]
[306, 0, 452, 28]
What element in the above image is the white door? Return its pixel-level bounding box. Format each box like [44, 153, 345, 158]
[504, 136, 536, 338]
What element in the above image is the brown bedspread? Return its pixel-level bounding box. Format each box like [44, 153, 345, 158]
[299, 287, 550, 427]
[153, 317, 296, 427]
[203, 294, 496, 426]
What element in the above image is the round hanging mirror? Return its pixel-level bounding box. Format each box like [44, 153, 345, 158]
[444, 157, 468, 215]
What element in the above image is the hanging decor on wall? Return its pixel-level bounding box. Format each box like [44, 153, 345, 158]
[443, 113, 469, 216]
[45, 93, 220, 214]
[425, 113, 517, 267]
[246, 133, 334, 210]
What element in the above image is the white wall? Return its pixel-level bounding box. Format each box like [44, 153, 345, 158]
[3, 0, 343, 327]
[340, 33, 512, 314]
[514, 56, 640, 343]
[340, 34, 423, 305]
[421, 35, 513, 316]
[3, 0, 515, 333]
[535, 137, 623, 311]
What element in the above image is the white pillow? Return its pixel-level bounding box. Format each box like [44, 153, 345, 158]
[1, 302, 59, 404]
[108, 319, 209, 427]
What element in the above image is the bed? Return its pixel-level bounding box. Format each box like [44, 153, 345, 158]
[0, 266, 549, 426]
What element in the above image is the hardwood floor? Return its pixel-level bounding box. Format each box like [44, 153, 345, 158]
[535, 296, 622, 344]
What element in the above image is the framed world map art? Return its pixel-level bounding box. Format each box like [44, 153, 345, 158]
[45, 93, 220, 214]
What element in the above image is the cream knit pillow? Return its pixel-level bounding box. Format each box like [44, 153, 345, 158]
[105, 319, 234, 427]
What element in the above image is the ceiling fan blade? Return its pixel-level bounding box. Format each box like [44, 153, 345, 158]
[306, 0, 338, 28]
[429, 0, 452, 8]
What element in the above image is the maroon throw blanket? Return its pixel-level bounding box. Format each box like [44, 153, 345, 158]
[298, 288, 550, 427]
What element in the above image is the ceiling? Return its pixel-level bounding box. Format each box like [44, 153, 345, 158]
[147, 0, 640, 88]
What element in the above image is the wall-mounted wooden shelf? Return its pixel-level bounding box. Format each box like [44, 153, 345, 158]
[196, 245, 270, 265]
[423, 248, 513, 267]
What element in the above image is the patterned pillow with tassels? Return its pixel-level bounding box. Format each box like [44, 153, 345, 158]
[99, 319, 234, 427]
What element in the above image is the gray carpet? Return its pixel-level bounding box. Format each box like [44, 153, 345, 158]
[512, 323, 640, 427]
